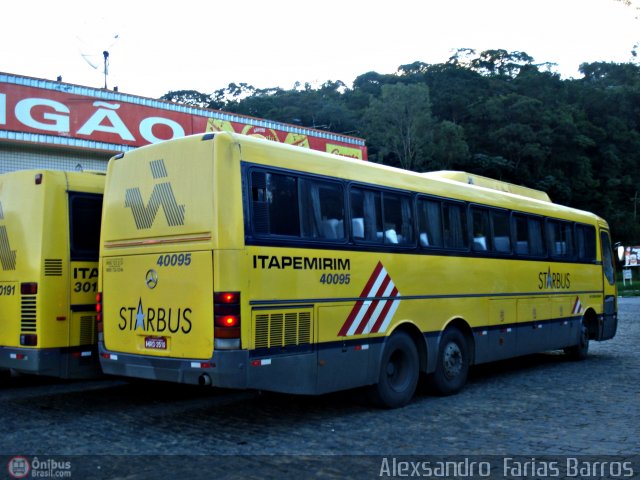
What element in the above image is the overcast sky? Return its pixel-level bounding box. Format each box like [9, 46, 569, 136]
[2, 0, 638, 98]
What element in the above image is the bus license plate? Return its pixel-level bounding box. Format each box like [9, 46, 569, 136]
[145, 336, 167, 350]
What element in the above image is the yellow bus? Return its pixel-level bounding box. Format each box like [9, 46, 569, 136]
[97, 132, 617, 407]
[0, 170, 104, 378]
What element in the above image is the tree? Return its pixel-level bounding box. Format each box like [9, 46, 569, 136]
[430, 121, 470, 169]
[469, 49, 535, 77]
[160, 90, 212, 108]
[362, 83, 433, 171]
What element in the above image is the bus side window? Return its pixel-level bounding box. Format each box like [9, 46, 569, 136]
[576, 224, 596, 262]
[548, 219, 574, 259]
[471, 207, 490, 252]
[443, 202, 468, 250]
[299, 178, 345, 241]
[382, 193, 414, 246]
[251, 170, 300, 237]
[69, 193, 103, 261]
[417, 198, 443, 248]
[491, 210, 511, 253]
[350, 188, 382, 243]
[516, 215, 546, 257]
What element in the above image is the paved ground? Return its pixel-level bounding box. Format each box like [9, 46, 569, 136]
[1, 298, 638, 479]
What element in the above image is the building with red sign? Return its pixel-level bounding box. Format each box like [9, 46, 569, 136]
[0, 73, 367, 173]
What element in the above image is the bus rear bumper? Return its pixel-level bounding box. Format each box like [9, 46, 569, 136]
[99, 343, 250, 389]
[98, 342, 320, 393]
[0, 345, 101, 379]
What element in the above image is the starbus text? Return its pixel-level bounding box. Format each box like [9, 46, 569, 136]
[118, 306, 192, 334]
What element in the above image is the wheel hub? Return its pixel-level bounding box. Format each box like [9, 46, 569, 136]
[443, 342, 462, 379]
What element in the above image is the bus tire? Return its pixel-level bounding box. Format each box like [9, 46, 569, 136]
[370, 331, 419, 409]
[429, 327, 469, 396]
[564, 321, 589, 360]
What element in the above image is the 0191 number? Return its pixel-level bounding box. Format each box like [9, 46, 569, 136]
[319, 273, 350, 285]
[0, 285, 16, 296]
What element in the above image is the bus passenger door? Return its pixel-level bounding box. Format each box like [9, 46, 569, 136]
[598, 230, 617, 340]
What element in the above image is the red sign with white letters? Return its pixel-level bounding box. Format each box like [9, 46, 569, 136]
[0, 74, 367, 159]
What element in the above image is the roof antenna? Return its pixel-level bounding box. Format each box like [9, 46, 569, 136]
[103, 51, 110, 89]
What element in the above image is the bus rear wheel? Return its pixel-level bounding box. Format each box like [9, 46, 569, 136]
[370, 331, 419, 409]
[429, 327, 469, 396]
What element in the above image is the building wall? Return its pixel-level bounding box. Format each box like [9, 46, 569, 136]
[0, 144, 109, 174]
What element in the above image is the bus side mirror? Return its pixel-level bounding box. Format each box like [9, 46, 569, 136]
[616, 245, 625, 263]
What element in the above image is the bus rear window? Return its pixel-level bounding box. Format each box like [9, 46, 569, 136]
[69, 193, 103, 260]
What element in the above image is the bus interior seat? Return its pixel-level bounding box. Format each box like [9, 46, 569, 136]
[419, 232, 429, 247]
[473, 236, 487, 250]
[352, 218, 364, 239]
[322, 219, 344, 239]
[516, 241, 529, 254]
[385, 229, 398, 244]
[494, 236, 511, 252]
[555, 242, 567, 255]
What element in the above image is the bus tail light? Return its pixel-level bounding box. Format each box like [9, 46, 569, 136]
[21, 282, 38, 295]
[214, 291, 240, 349]
[96, 292, 103, 333]
[20, 334, 38, 346]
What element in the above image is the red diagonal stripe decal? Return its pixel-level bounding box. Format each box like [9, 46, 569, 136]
[370, 286, 399, 333]
[354, 274, 391, 335]
[338, 261, 383, 336]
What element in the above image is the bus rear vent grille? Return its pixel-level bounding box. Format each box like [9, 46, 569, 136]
[80, 315, 97, 345]
[21, 296, 37, 332]
[254, 310, 312, 350]
[44, 259, 63, 276]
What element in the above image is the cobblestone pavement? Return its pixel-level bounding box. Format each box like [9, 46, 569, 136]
[1, 298, 638, 479]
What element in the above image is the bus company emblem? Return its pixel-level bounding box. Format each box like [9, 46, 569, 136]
[0, 202, 17, 270]
[124, 159, 185, 229]
[338, 261, 401, 337]
[145, 269, 158, 289]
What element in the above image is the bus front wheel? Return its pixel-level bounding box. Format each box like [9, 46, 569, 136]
[370, 331, 419, 409]
[429, 327, 469, 396]
[564, 321, 589, 360]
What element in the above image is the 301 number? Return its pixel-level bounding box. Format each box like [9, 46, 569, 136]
[74, 282, 97, 293]
[319, 273, 350, 285]
[156, 253, 192, 267]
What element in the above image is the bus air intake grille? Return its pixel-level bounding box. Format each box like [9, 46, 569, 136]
[21, 295, 37, 332]
[254, 309, 312, 352]
[44, 259, 63, 276]
[80, 315, 97, 345]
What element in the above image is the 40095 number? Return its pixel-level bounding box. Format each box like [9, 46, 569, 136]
[156, 253, 192, 267]
[319, 273, 350, 285]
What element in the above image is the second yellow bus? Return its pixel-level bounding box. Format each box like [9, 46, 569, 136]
[0, 170, 104, 378]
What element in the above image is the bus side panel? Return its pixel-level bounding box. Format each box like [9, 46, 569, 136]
[37, 179, 71, 351]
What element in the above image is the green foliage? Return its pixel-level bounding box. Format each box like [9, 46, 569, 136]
[161, 51, 640, 243]
[361, 83, 433, 171]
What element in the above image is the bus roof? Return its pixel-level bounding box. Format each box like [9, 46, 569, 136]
[422, 171, 552, 203]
